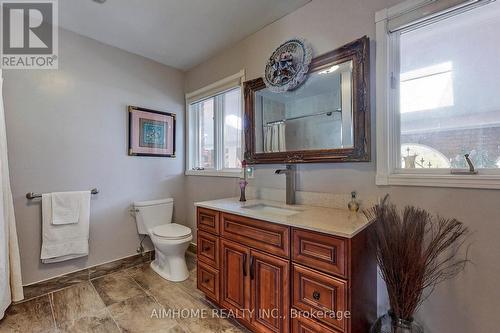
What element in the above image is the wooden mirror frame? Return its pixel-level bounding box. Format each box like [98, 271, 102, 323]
[243, 36, 370, 164]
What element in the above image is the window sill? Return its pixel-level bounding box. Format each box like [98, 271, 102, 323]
[185, 169, 242, 178]
[376, 173, 500, 189]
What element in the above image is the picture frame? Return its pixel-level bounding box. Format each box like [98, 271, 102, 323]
[128, 106, 176, 157]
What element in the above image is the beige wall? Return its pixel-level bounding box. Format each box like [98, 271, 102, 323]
[4, 29, 186, 285]
[185, 0, 500, 332]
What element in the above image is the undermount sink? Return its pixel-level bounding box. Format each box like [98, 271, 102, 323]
[242, 203, 301, 216]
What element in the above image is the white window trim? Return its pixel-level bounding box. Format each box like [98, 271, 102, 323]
[185, 70, 245, 178]
[375, 0, 500, 189]
[185, 169, 243, 177]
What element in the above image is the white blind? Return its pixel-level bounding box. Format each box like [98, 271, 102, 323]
[185, 70, 245, 105]
[387, 0, 495, 32]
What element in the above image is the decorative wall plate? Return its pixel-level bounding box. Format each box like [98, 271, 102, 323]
[264, 38, 312, 93]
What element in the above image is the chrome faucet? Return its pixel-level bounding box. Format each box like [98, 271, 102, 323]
[275, 165, 296, 205]
[451, 153, 478, 175]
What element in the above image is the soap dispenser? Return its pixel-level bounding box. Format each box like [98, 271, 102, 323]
[348, 191, 360, 212]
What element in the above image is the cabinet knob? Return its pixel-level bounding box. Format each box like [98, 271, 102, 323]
[313, 291, 321, 300]
[203, 246, 211, 252]
[204, 278, 210, 283]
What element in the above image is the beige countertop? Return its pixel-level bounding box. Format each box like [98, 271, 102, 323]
[194, 197, 375, 239]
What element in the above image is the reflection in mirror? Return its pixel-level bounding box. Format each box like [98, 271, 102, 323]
[254, 60, 353, 153]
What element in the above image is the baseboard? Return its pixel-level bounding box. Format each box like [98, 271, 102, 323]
[21, 250, 154, 302]
[188, 241, 197, 255]
[22, 243, 198, 302]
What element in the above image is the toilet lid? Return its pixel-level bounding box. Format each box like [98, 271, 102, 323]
[153, 223, 192, 240]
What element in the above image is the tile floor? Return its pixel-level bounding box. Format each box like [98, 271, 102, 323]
[0, 255, 249, 333]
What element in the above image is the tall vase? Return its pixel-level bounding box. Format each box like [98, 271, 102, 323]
[239, 180, 247, 202]
[370, 312, 423, 333]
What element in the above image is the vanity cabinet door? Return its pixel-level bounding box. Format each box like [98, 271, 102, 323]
[221, 239, 250, 320]
[197, 230, 219, 268]
[292, 264, 347, 332]
[250, 249, 290, 333]
[197, 261, 220, 303]
[197, 207, 220, 235]
[292, 228, 347, 278]
[292, 316, 341, 333]
[221, 213, 290, 258]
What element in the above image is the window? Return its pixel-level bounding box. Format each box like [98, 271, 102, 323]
[186, 71, 244, 177]
[376, 0, 500, 188]
[400, 62, 454, 114]
[191, 98, 215, 169]
[223, 88, 243, 169]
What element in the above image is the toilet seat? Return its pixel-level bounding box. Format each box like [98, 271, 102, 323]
[152, 223, 192, 240]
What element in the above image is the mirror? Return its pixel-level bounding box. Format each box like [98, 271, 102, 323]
[244, 37, 370, 164]
[254, 60, 353, 152]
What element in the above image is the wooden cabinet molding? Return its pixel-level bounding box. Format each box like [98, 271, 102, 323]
[221, 212, 290, 258]
[250, 249, 290, 333]
[292, 316, 342, 333]
[220, 239, 250, 319]
[292, 264, 347, 332]
[197, 230, 220, 268]
[292, 229, 347, 278]
[197, 261, 220, 303]
[197, 207, 220, 235]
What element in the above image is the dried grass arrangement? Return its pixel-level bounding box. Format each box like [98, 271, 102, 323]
[364, 195, 470, 322]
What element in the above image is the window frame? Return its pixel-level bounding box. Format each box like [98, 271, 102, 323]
[375, 0, 500, 189]
[185, 70, 245, 178]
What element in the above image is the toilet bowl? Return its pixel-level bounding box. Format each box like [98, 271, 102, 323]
[134, 198, 192, 282]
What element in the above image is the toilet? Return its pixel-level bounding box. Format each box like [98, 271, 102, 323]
[134, 198, 192, 282]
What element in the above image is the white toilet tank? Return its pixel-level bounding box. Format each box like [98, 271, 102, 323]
[134, 198, 174, 234]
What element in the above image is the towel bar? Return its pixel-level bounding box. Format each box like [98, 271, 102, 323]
[26, 188, 99, 200]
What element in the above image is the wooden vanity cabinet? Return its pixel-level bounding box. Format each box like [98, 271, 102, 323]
[196, 207, 376, 333]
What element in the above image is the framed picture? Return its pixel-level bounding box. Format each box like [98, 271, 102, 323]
[128, 106, 176, 157]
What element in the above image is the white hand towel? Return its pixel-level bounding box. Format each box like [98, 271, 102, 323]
[51, 191, 85, 225]
[41, 192, 90, 263]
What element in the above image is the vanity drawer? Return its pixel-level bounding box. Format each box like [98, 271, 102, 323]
[292, 316, 342, 333]
[292, 264, 347, 332]
[197, 231, 219, 268]
[221, 212, 290, 258]
[292, 228, 347, 278]
[197, 207, 220, 235]
[197, 261, 220, 302]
